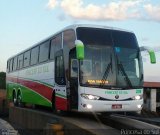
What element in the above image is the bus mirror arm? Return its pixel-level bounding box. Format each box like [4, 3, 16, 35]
[140, 46, 156, 64]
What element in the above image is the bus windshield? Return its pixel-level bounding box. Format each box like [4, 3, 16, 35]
[79, 45, 116, 88]
[115, 47, 142, 88]
[76, 27, 143, 89]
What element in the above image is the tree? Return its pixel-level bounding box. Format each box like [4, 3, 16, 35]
[0, 72, 6, 89]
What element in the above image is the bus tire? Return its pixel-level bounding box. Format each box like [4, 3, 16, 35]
[13, 91, 17, 106]
[17, 91, 24, 107]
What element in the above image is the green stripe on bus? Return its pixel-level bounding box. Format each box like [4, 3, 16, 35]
[7, 82, 52, 107]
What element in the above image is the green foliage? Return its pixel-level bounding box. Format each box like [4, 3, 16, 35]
[0, 72, 6, 89]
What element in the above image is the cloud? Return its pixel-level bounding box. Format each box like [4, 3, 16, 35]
[60, 0, 141, 21]
[47, 0, 160, 22]
[47, 0, 58, 9]
[144, 4, 160, 22]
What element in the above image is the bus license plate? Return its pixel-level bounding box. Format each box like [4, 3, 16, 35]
[112, 104, 122, 109]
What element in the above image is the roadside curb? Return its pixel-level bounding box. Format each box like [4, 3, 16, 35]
[0, 118, 19, 135]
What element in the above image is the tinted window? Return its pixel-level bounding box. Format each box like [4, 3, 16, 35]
[50, 34, 62, 59]
[112, 31, 138, 49]
[71, 59, 78, 78]
[7, 61, 9, 72]
[76, 27, 112, 46]
[13, 57, 18, 71]
[31, 46, 39, 65]
[17, 54, 24, 69]
[55, 55, 65, 85]
[63, 30, 76, 79]
[39, 41, 50, 63]
[50, 38, 56, 59]
[69, 48, 77, 78]
[24, 50, 30, 67]
[9, 59, 13, 72]
[63, 30, 75, 49]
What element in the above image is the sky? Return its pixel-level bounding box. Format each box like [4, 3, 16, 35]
[0, 0, 160, 72]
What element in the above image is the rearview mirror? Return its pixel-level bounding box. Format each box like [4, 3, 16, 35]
[75, 40, 84, 60]
[148, 50, 156, 64]
[140, 46, 156, 64]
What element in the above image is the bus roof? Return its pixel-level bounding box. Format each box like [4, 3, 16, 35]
[7, 24, 134, 60]
[65, 24, 133, 33]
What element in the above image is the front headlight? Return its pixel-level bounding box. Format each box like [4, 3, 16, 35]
[81, 94, 100, 100]
[132, 95, 143, 100]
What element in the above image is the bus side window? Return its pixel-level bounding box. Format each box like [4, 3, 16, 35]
[24, 50, 30, 67]
[50, 34, 62, 60]
[55, 55, 65, 85]
[9, 59, 13, 72]
[39, 41, 50, 63]
[17, 54, 24, 69]
[7, 61, 9, 72]
[71, 59, 78, 78]
[30, 46, 39, 65]
[13, 57, 18, 71]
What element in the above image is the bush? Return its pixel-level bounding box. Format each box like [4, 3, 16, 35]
[0, 72, 6, 89]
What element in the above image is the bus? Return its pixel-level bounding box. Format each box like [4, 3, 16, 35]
[6, 24, 156, 113]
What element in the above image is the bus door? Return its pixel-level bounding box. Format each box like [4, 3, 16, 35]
[69, 48, 78, 109]
[54, 50, 67, 111]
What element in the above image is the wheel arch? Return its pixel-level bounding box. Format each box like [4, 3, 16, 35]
[51, 90, 55, 104]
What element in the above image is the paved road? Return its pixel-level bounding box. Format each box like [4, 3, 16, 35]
[62, 115, 120, 135]
[0, 118, 18, 135]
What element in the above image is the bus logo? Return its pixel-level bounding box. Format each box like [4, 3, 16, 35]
[115, 95, 119, 99]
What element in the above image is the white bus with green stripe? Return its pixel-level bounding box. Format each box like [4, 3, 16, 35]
[6, 24, 156, 113]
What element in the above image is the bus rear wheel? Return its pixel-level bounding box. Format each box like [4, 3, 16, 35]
[13, 91, 17, 106]
[17, 91, 24, 107]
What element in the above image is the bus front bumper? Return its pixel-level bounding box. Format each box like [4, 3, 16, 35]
[79, 99, 143, 112]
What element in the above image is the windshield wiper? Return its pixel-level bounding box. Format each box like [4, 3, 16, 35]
[118, 62, 132, 87]
[100, 55, 112, 87]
